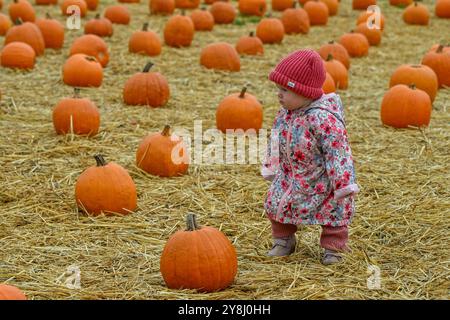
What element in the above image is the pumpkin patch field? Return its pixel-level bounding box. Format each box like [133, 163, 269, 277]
[0, 0, 449, 300]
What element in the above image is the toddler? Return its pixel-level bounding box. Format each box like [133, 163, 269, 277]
[262, 50, 359, 265]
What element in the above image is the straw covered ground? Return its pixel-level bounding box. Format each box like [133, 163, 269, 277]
[0, 0, 449, 299]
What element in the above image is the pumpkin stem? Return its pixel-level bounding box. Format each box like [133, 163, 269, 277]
[181, 10, 186, 16]
[46, 13, 52, 20]
[186, 213, 200, 231]
[436, 45, 444, 53]
[94, 155, 107, 167]
[162, 125, 171, 136]
[15, 18, 23, 25]
[85, 56, 97, 62]
[95, 13, 101, 19]
[411, 64, 422, 68]
[239, 87, 247, 98]
[249, 31, 254, 37]
[142, 22, 149, 31]
[409, 83, 416, 90]
[328, 40, 335, 44]
[143, 62, 154, 73]
[326, 53, 333, 61]
[73, 88, 81, 98]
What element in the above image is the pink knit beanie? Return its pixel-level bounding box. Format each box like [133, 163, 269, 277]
[269, 49, 326, 100]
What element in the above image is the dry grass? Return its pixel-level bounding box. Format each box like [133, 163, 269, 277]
[0, 0, 449, 300]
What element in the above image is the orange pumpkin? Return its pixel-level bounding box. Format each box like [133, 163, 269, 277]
[5, 20, 45, 56]
[75, 155, 137, 216]
[84, 14, 113, 37]
[235, 31, 264, 55]
[160, 213, 238, 292]
[129, 23, 161, 56]
[210, 1, 236, 24]
[136, 125, 189, 177]
[84, 0, 98, 10]
[0, 284, 27, 300]
[61, 0, 87, 17]
[0, 41, 35, 69]
[238, 0, 267, 17]
[35, 0, 58, 4]
[390, 0, 412, 7]
[163, 13, 195, 48]
[317, 40, 350, 69]
[380, 84, 431, 128]
[200, 42, 240, 72]
[149, 0, 175, 15]
[428, 43, 450, 54]
[352, 0, 376, 10]
[322, 72, 336, 93]
[53, 88, 100, 136]
[304, 0, 329, 25]
[0, 13, 12, 36]
[272, 0, 294, 12]
[63, 54, 103, 87]
[190, 8, 214, 31]
[421, 45, 450, 88]
[118, 0, 139, 3]
[403, 2, 430, 25]
[256, 17, 285, 44]
[123, 62, 170, 107]
[70, 34, 109, 68]
[389, 64, 438, 102]
[216, 86, 263, 132]
[323, 54, 348, 89]
[339, 31, 369, 57]
[175, 0, 200, 9]
[281, 3, 310, 34]
[35, 13, 65, 49]
[435, 0, 450, 18]
[9, 0, 35, 23]
[356, 10, 385, 30]
[321, 0, 339, 16]
[354, 22, 381, 46]
[104, 5, 131, 25]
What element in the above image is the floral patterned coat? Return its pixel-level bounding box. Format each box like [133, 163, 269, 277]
[261, 93, 359, 227]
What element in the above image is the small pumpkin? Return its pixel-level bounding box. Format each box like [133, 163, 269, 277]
[216, 86, 263, 132]
[322, 72, 336, 93]
[70, 34, 109, 68]
[380, 84, 431, 128]
[0, 13, 12, 36]
[136, 125, 189, 177]
[256, 17, 285, 44]
[317, 40, 350, 69]
[272, 0, 294, 12]
[200, 42, 241, 72]
[321, 0, 339, 16]
[304, 0, 329, 26]
[85, 13, 113, 37]
[129, 23, 161, 56]
[75, 155, 137, 216]
[210, 1, 236, 24]
[281, 2, 310, 34]
[53, 88, 100, 136]
[35, 0, 58, 4]
[435, 0, 450, 18]
[238, 0, 267, 17]
[356, 10, 385, 30]
[0, 284, 27, 300]
[35, 13, 65, 49]
[4, 19, 45, 56]
[149, 0, 175, 15]
[61, 0, 87, 17]
[62, 54, 103, 87]
[104, 5, 131, 25]
[123, 62, 170, 107]
[84, 0, 98, 10]
[389, 64, 438, 102]
[190, 7, 214, 31]
[0, 41, 35, 69]
[160, 213, 238, 292]
[323, 54, 348, 89]
[354, 22, 381, 46]
[118, 0, 140, 3]
[421, 45, 450, 88]
[352, 0, 377, 10]
[163, 12, 195, 48]
[339, 31, 369, 57]
[175, 0, 200, 9]
[235, 31, 264, 55]
[403, 1, 430, 25]
[390, 0, 412, 7]
[9, 0, 35, 23]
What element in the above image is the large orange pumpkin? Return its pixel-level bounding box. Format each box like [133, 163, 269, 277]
[149, 0, 175, 15]
[9, 0, 35, 22]
[0, 284, 27, 300]
[272, 0, 294, 12]
[35, 0, 58, 4]
[4, 20, 45, 56]
[322, 72, 336, 93]
[163, 13, 194, 47]
[403, 2, 430, 25]
[84, 14, 113, 37]
[200, 42, 241, 72]
[389, 64, 438, 102]
[317, 40, 350, 69]
[0, 13, 11, 36]
[61, 0, 87, 17]
[356, 10, 385, 30]
[390, 0, 412, 7]
[62, 54, 103, 87]
[84, 0, 98, 10]
[321, 0, 339, 16]
[216, 86, 263, 132]
[75, 155, 137, 216]
[256, 17, 285, 44]
[35, 13, 65, 49]
[52, 88, 100, 136]
[380, 84, 431, 128]
[421, 45, 450, 88]
[123, 62, 170, 107]
[435, 0, 450, 18]
[69, 34, 109, 68]
[339, 31, 369, 57]
[104, 5, 131, 25]
[281, 3, 310, 34]
[0, 41, 35, 69]
[190, 8, 214, 31]
[136, 125, 189, 177]
[304, 0, 329, 26]
[238, 0, 267, 17]
[210, 1, 236, 24]
[175, 0, 200, 9]
[354, 22, 381, 46]
[235, 31, 264, 55]
[352, 0, 376, 10]
[323, 54, 348, 90]
[160, 213, 238, 292]
[128, 23, 161, 56]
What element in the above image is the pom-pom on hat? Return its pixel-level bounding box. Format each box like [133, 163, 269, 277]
[269, 49, 326, 100]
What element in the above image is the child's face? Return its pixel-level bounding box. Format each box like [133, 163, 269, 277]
[277, 85, 313, 111]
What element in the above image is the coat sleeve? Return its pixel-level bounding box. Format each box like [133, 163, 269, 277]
[261, 111, 282, 182]
[310, 110, 359, 200]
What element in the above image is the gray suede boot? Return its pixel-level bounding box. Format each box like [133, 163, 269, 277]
[267, 234, 296, 257]
[322, 249, 343, 265]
